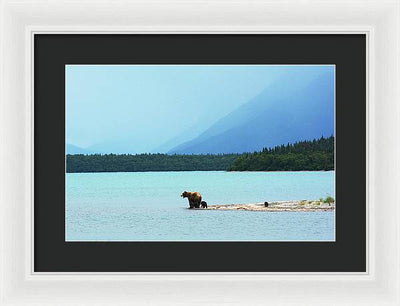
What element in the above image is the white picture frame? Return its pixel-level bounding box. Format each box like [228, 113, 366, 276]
[1, 0, 399, 305]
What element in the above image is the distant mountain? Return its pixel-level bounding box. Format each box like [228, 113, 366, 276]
[168, 71, 334, 154]
[86, 138, 153, 154]
[151, 124, 206, 153]
[66, 144, 93, 155]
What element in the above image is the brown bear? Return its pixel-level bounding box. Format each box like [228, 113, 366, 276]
[181, 191, 202, 208]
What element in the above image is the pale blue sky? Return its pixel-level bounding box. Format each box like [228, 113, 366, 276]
[66, 65, 333, 153]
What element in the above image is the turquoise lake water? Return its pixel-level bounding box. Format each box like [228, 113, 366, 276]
[66, 171, 335, 241]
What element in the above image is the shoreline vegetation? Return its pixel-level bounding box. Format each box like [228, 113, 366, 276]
[66, 136, 334, 173]
[203, 199, 335, 212]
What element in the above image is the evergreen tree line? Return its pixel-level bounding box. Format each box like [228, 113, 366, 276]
[66, 153, 240, 173]
[228, 136, 334, 171]
[66, 136, 334, 173]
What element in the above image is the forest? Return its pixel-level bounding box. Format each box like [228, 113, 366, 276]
[66, 136, 334, 173]
[66, 153, 240, 173]
[228, 136, 334, 171]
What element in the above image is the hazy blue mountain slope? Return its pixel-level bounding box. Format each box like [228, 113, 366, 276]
[168, 71, 334, 154]
[151, 123, 206, 153]
[67, 144, 93, 155]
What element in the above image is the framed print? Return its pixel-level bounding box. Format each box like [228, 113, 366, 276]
[1, 0, 400, 305]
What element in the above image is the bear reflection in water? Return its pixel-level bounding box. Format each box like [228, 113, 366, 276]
[181, 191, 205, 209]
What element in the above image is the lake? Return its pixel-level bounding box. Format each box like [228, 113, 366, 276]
[66, 171, 335, 241]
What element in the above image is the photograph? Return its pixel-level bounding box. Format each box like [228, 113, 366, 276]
[65, 64, 335, 241]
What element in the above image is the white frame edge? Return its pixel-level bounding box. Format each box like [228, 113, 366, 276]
[1, 0, 399, 305]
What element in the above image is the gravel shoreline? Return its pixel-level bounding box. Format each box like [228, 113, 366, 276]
[202, 200, 335, 212]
